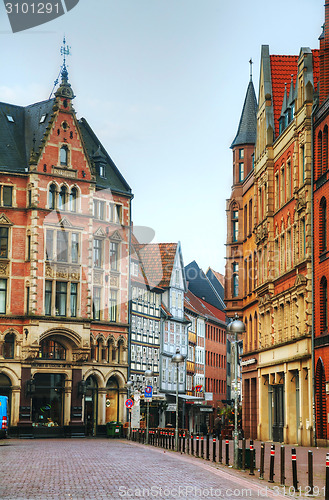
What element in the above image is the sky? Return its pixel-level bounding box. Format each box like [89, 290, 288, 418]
[0, 0, 324, 274]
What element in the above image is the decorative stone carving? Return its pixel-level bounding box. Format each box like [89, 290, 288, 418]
[45, 263, 53, 277]
[0, 213, 12, 226]
[110, 275, 119, 287]
[296, 193, 306, 212]
[255, 224, 268, 244]
[0, 261, 9, 276]
[94, 272, 102, 285]
[57, 267, 68, 278]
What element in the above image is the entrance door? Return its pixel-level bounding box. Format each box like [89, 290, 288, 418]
[272, 385, 284, 442]
[31, 374, 64, 434]
[106, 377, 119, 422]
[85, 376, 98, 436]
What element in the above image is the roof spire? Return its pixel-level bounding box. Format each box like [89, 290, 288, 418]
[60, 35, 71, 83]
[249, 58, 253, 82]
[54, 36, 75, 101]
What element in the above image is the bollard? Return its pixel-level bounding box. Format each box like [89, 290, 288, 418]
[225, 439, 229, 466]
[196, 434, 199, 457]
[191, 433, 194, 456]
[201, 434, 204, 459]
[269, 444, 275, 483]
[219, 436, 222, 463]
[308, 450, 313, 496]
[259, 442, 265, 480]
[171, 432, 174, 450]
[182, 432, 186, 454]
[249, 439, 255, 475]
[325, 452, 329, 500]
[206, 433, 210, 460]
[212, 433, 216, 462]
[241, 438, 246, 472]
[291, 448, 298, 491]
[280, 445, 285, 486]
[178, 432, 181, 452]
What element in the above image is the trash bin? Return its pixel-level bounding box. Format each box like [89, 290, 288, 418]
[106, 421, 123, 438]
[238, 448, 255, 469]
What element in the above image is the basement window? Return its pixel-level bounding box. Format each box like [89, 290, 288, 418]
[6, 115, 14, 123]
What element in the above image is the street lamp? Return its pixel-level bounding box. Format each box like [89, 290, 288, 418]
[126, 379, 134, 439]
[144, 369, 153, 445]
[171, 348, 185, 452]
[227, 313, 245, 469]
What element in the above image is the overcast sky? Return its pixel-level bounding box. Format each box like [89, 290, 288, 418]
[0, 0, 324, 274]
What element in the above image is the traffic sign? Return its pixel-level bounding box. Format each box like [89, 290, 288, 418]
[145, 385, 153, 398]
[125, 398, 134, 408]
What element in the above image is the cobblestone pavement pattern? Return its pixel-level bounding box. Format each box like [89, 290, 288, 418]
[0, 438, 289, 500]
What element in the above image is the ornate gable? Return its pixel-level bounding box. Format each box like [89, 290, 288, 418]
[0, 213, 13, 225]
[94, 227, 106, 238]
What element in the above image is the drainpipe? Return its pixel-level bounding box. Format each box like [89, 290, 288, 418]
[311, 98, 317, 447]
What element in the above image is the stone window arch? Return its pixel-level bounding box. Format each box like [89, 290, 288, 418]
[48, 183, 57, 210]
[3, 332, 15, 359]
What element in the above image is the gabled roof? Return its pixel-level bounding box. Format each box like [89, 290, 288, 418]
[185, 260, 225, 311]
[206, 268, 225, 301]
[137, 242, 182, 290]
[0, 99, 54, 172]
[231, 80, 258, 148]
[185, 290, 225, 325]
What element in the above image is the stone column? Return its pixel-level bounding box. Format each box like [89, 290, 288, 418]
[64, 377, 72, 427]
[11, 386, 21, 427]
[119, 388, 127, 423]
[98, 388, 107, 425]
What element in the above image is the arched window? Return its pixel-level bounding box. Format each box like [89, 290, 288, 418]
[320, 197, 327, 254]
[69, 187, 77, 212]
[232, 262, 239, 297]
[60, 146, 69, 166]
[59, 186, 67, 210]
[320, 276, 328, 334]
[232, 209, 239, 242]
[318, 131, 323, 178]
[39, 339, 66, 360]
[324, 126, 328, 174]
[315, 358, 327, 439]
[49, 184, 56, 210]
[3, 332, 15, 358]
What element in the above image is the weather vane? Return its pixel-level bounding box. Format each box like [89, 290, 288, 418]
[61, 35, 71, 68]
[249, 58, 253, 81]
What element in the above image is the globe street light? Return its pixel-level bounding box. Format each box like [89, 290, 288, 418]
[144, 369, 153, 444]
[227, 313, 245, 469]
[171, 348, 185, 452]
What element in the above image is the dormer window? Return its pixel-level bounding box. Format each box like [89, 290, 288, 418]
[99, 163, 105, 178]
[6, 115, 14, 123]
[60, 146, 69, 166]
[39, 114, 47, 124]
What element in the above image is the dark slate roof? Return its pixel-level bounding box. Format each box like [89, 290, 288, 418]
[0, 99, 54, 172]
[230, 80, 257, 148]
[78, 117, 132, 196]
[206, 268, 225, 301]
[185, 260, 225, 311]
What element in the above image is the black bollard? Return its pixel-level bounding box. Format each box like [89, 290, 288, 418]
[291, 448, 298, 491]
[191, 432, 194, 456]
[225, 439, 229, 466]
[196, 434, 199, 457]
[249, 439, 255, 475]
[280, 445, 285, 486]
[308, 450, 313, 496]
[269, 444, 275, 483]
[182, 432, 186, 454]
[212, 433, 216, 462]
[259, 442, 265, 480]
[201, 434, 204, 459]
[241, 438, 246, 472]
[325, 453, 329, 500]
[219, 436, 222, 463]
[178, 432, 181, 452]
[206, 433, 210, 460]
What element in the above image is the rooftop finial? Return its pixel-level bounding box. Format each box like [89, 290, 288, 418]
[60, 35, 71, 82]
[249, 58, 253, 82]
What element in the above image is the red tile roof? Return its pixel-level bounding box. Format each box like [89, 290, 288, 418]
[138, 243, 178, 289]
[270, 55, 298, 137]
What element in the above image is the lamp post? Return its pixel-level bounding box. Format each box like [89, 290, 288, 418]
[227, 313, 245, 469]
[126, 379, 133, 439]
[171, 348, 185, 452]
[144, 369, 153, 445]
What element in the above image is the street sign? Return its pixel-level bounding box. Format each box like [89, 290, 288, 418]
[125, 399, 134, 408]
[167, 404, 177, 411]
[145, 385, 153, 398]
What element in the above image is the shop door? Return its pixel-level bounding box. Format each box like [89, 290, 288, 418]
[31, 374, 64, 434]
[106, 377, 119, 422]
[272, 385, 284, 442]
[85, 376, 98, 436]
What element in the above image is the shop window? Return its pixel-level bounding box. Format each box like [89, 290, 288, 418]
[39, 339, 66, 360]
[32, 373, 65, 428]
[3, 332, 15, 358]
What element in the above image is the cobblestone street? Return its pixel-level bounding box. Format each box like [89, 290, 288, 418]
[0, 438, 290, 500]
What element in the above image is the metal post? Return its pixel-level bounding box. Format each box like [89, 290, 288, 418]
[308, 450, 313, 496]
[259, 442, 265, 480]
[146, 400, 150, 444]
[225, 439, 229, 466]
[233, 332, 239, 468]
[212, 433, 216, 462]
[269, 444, 275, 483]
[280, 445, 285, 486]
[175, 363, 179, 452]
[325, 453, 329, 500]
[186, 431, 189, 455]
[196, 434, 199, 457]
[291, 448, 298, 491]
[206, 433, 210, 461]
[241, 438, 246, 471]
[219, 436, 222, 463]
[249, 439, 255, 475]
[201, 434, 204, 459]
[182, 431, 186, 454]
[191, 432, 194, 456]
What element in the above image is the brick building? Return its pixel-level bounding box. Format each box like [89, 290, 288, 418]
[0, 62, 132, 436]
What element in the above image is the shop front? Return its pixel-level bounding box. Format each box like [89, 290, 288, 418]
[31, 373, 65, 437]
